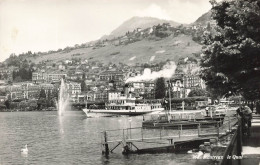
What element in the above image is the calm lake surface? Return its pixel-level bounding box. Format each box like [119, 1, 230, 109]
[0, 111, 214, 165]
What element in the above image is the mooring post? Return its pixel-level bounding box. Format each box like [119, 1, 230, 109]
[160, 128, 162, 139]
[237, 119, 242, 156]
[181, 124, 182, 135]
[228, 116, 231, 132]
[217, 122, 220, 138]
[198, 123, 200, 137]
[141, 128, 143, 141]
[130, 128, 132, 139]
[179, 128, 181, 138]
[103, 131, 109, 155]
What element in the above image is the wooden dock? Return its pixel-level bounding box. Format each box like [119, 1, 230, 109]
[100, 118, 236, 155]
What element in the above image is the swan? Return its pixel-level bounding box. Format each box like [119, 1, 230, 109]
[21, 144, 28, 153]
[187, 150, 193, 154]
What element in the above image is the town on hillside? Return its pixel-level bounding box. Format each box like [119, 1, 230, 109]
[0, 55, 206, 111]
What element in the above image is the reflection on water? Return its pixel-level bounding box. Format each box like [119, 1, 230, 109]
[0, 111, 213, 165]
[58, 115, 64, 138]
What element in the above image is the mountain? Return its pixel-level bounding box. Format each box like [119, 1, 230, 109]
[23, 34, 202, 65]
[5, 15, 207, 65]
[193, 11, 212, 25]
[101, 16, 181, 40]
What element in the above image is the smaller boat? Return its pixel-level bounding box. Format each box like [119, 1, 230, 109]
[142, 107, 226, 129]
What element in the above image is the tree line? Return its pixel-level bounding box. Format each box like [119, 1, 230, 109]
[200, 0, 260, 101]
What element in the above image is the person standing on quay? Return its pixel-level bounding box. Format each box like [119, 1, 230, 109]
[256, 101, 260, 114]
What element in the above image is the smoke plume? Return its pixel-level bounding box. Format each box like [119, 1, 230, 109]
[126, 61, 177, 83]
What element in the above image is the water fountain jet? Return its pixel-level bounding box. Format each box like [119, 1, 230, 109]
[57, 78, 70, 116]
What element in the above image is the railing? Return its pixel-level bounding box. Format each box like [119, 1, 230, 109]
[100, 116, 238, 156]
[220, 118, 242, 165]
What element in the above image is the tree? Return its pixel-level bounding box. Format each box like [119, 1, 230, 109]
[155, 77, 166, 99]
[14, 76, 22, 82]
[46, 90, 52, 107]
[4, 95, 12, 109]
[188, 89, 207, 97]
[82, 72, 86, 80]
[28, 69, 32, 80]
[52, 88, 59, 99]
[39, 88, 46, 99]
[81, 81, 86, 92]
[3, 73, 8, 79]
[4, 100, 10, 109]
[38, 89, 47, 110]
[200, 0, 260, 100]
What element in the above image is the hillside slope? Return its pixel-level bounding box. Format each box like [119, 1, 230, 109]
[102, 16, 180, 40]
[27, 34, 201, 65]
[193, 11, 213, 25]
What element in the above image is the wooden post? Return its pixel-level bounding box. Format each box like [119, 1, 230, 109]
[179, 128, 181, 138]
[181, 124, 182, 135]
[228, 116, 231, 132]
[103, 131, 109, 155]
[160, 128, 162, 139]
[217, 122, 220, 138]
[141, 128, 143, 141]
[198, 123, 200, 137]
[237, 119, 242, 156]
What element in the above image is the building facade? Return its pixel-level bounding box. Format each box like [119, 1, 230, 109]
[99, 71, 126, 81]
[32, 71, 67, 83]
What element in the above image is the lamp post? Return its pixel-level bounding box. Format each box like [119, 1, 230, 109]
[167, 80, 172, 114]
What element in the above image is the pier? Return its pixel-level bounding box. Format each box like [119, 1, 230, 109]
[100, 116, 238, 156]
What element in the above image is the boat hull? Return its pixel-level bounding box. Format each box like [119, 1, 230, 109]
[83, 108, 156, 117]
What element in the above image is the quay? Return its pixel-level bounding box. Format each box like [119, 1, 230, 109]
[100, 115, 238, 156]
[99, 108, 260, 165]
[220, 114, 260, 165]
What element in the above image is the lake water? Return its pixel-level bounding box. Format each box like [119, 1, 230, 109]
[0, 111, 214, 165]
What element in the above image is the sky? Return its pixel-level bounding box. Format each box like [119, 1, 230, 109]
[0, 0, 212, 62]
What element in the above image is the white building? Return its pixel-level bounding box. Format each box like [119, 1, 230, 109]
[67, 82, 81, 95]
